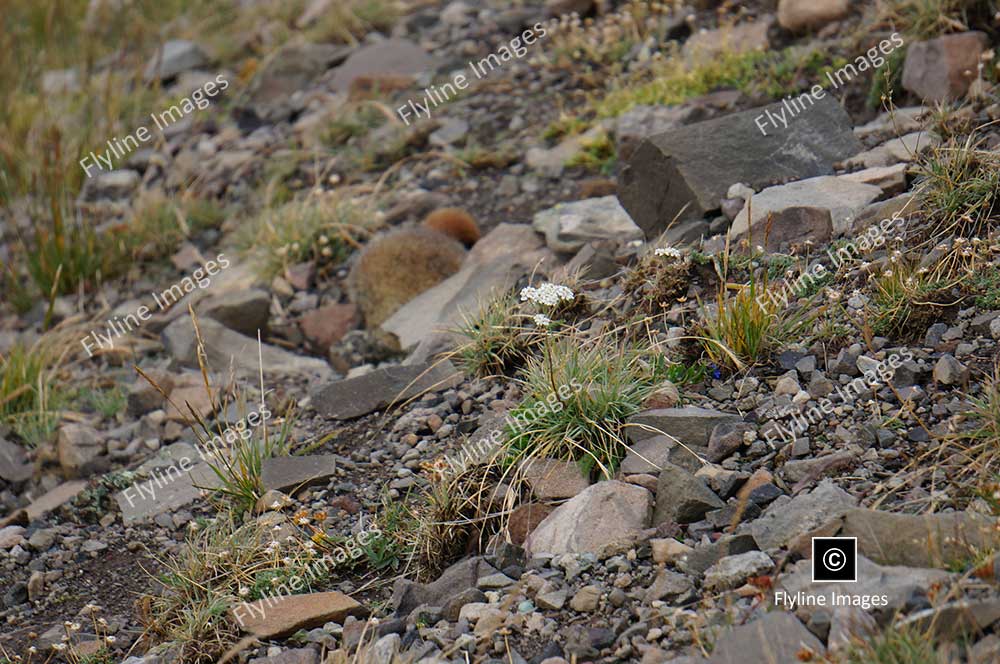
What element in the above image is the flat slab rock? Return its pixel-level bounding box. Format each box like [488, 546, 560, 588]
[261, 455, 338, 493]
[628, 407, 741, 447]
[311, 361, 462, 419]
[233, 591, 367, 639]
[748, 480, 857, 551]
[709, 611, 825, 664]
[115, 460, 223, 524]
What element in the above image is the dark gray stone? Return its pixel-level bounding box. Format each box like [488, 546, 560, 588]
[201, 288, 271, 337]
[679, 533, 759, 575]
[618, 96, 862, 237]
[654, 462, 724, 525]
[312, 361, 462, 420]
[390, 556, 497, 617]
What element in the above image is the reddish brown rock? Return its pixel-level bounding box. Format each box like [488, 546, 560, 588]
[233, 591, 367, 638]
[299, 303, 358, 352]
[507, 503, 555, 545]
[903, 32, 988, 102]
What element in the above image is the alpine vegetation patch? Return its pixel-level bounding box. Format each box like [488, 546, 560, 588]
[754, 33, 904, 136]
[397, 23, 547, 125]
[80, 253, 229, 357]
[231, 527, 383, 627]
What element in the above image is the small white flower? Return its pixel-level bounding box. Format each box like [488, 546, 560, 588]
[239, 586, 250, 596]
[826, 288, 842, 301]
[105, 635, 117, 644]
[519, 283, 575, 307]
[883, 270, 893, 277]
[283, 556, 293, 565]
[271, 501, 282, 509]
[532, 314, 552, 328]
[654, 246, 682, 259]
[52, 643, 67, 652]
[297, 517, 310, 525]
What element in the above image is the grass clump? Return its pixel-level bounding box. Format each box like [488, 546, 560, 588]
[566, 128, 616, 174]
[453, 288, 546, 378]
[915, 136, 1000, 245]
[237, 192, 372, 279]
[0, 340, 65, 446]
[504, 337, 666, 478]
[873, 0, 994, 39]
[867, 259, 960, 338]
[697, 246, 814, 372]
[125, 193, 227, 260]
[624, 244, 692, 314]
[140, 514, 327, 663]
[840, 622, 939, 664]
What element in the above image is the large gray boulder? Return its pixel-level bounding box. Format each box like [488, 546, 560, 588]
[532, 196, 643, 254]
[748, 480, 857, 551]
[654, 462, 724, 524]
[618, 96, 861, 237]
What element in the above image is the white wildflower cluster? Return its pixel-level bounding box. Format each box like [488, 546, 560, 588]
[532, 314, 552, 328]
[520, 283, 574, 307]
[654, 246, 683, 260]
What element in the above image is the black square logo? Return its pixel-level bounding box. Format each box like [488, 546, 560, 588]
[812, 537, 857, 583]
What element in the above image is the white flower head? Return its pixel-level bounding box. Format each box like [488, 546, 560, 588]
[654, 246, 682, 259]
[520, 283, 575, 307]
[105, 636, 117, 644]
[532, 314, 552, 328]
[239, 586, 250, 596]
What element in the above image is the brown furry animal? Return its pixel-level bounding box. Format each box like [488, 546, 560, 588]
[348, 209, 480, 328]
[422, 207, 480, 248]
[346, 231, 457, 329]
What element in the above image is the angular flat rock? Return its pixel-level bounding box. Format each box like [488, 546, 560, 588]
[654, 462, 724, 525]
[520, 458, 590, 500]
[380, 224, 560, 353]
[628, 407, 741, 446]
[0, 436, 32, 483]
[903, 32, 988, 102]
[748, 480, 856, 551]
[330, 39, 437, 92]
[525, 480, 652, 557]
[233, 591, 367, 638]
[0, 481, 89, 527]
[312, 361, 462, 420]
[839, 508, 996, 569]
[115, 462, 223, 524]
[162, 316, 330, 379]
[709, 611, 825, 664]
[622, 435, 707, 474]
[730, 176, 882, 248]
[261, 455, 338, 493]
[618, 95, 862, 237]
[391, 556, 498, 617]
[532, 196, 643, 254]
[144, 40, 208, 82]
[777, 555, 952, 622]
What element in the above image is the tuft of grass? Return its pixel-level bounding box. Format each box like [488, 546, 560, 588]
[915, 135, 1000, 245]
[141, 514, 324, 663]
[868, 258, 961, 338]
[125, 193, 227, 260]
[80, 384, 127, 420]
[237, 192, 372, 279]
[867, 46, 907, 110]
[873, 0, 993, 39]
[0, 339, 65, 446]
[970, 264, 1000, 309]
[453, 288, 545, 378]
[504, 336, 666, 478]
[841, 622, 938, 664]
[697, 245, 814, 372]
[322, 104, 388, 147]
[623, 245, 692, 314]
